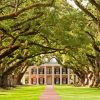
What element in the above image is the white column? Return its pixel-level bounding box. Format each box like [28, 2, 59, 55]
[75, 74, 78, 82]
[37, 67, 39, 85]
[29, 66, 31, 85]
[21, 75, 25, 84]
[52, 66, 54, 85]
[44, 66, 47, 85]
[67, 68, 70, 84]
[60, 66, 62, 85]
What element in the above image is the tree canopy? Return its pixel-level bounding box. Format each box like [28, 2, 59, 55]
[0, 0, 100, 88]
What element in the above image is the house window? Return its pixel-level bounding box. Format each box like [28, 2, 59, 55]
[55, 68, 60, 74]
[47, 68, 52, 74]
[62, 68, 67, 74]
[62, 78, 67, 84]
[39, 78, 44, 84]
[33, 78, 36, 85]
[39, 68, 44, 74]
[55, 78, 60, 84]
[31, 68, 37, 74]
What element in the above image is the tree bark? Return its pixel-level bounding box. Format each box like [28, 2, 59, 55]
[0, 58, 27, 88]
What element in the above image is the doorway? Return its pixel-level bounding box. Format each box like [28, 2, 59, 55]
[47, 77, 52, 85]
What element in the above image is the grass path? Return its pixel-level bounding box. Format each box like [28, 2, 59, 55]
[0, 86, 45, 100]
[55, 85, 100, 100]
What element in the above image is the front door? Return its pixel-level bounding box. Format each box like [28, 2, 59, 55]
[47, 77, 52, 85]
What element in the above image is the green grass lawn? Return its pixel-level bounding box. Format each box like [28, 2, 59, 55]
[0, 85, 45, 100]
[55, 85, 100, 100]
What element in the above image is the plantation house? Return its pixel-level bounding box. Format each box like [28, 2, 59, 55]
[22, 58, 78, 85]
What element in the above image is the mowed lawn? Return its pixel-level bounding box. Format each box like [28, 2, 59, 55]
[0, 85, 45, 100]
[55, 85, 100, 100]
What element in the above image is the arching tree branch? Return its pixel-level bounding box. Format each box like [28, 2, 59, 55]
[0, 0, 54, 21]
[89, 0, 100, 12]
[73, 0, 98, 24]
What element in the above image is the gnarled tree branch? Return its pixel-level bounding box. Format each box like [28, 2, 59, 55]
[0, 0, 54, 21]
[73, 0, 98, 24]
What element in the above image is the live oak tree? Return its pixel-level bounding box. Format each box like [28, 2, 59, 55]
[0, 0, 58, 87]
[43, 0, 100, 87]
[0, 0, 100, 88]
[72, 0, 100, 87]
[0, 0, 69, 88]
